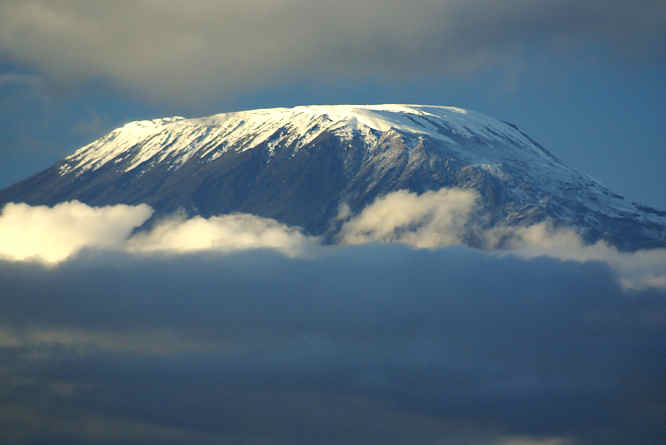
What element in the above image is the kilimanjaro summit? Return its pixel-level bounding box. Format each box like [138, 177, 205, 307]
[1, 104, 664, 250]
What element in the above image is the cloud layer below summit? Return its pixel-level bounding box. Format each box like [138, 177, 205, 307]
[1, 189, 665, 290]
[1, 190, 665, 443]
[1, 210, 665, 444]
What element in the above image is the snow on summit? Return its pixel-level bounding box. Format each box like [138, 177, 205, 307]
[58, 104, 545, 176]
[4, 104, 665, 250]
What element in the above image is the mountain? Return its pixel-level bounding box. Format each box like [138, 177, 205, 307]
[1, 104, 664, 250]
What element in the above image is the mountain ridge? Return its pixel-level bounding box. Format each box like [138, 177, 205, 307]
[1, 104, 664, 250]
[57, 104, 555, 175]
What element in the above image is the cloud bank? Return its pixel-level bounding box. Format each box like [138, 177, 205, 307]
[0, 243, 664, 444]
[1, 191, 665, 443]
[337, 189, 666, 290]
[2, 190, 665, 289]
[127, 213, 315, 257]
[1, 0, 664, 101]
[490, 222, 666, 290]
[0, 201, 314, 263]
[0, 201, 152, 263]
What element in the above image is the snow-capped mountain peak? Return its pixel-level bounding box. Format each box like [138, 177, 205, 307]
[3, 104, 665, 250]
[59, 104, 551, 176]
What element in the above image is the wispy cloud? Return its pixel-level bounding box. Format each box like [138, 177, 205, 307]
[338, 189, 666, 290]
[338, 188, 478, 248]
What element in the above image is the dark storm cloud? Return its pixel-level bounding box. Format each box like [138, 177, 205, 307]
[0, 0, 664, 102]
[1, 245, 665, 444]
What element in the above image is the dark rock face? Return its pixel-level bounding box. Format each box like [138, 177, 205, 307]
[1, 105, 664, 250]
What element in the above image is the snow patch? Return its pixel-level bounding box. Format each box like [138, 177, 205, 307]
[60, 104, 538, 177]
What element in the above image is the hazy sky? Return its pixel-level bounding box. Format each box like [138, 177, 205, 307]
[0, 0, 665, 208]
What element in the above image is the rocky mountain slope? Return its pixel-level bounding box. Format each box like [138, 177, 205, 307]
[1, 104, 664, 250]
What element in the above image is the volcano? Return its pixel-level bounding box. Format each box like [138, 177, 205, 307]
[1, 104, 664, 250]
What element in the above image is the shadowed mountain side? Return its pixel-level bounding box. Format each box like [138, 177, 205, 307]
[1, 105, 664, 250]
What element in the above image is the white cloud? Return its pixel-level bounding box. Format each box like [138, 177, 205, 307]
[0, 201, 152, 264]
[127, 213, 315, 257]
[338, 189, 666, 290]
[1, 194, 664, 289]
[0, 201, 315, 264]
[338, 188, 478, 248]
[489, 222, 666, 291]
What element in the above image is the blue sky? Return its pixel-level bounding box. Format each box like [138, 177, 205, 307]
[0, 0, 665, 211]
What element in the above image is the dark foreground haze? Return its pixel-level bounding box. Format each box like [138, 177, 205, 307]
[1, 243, 665, 444]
